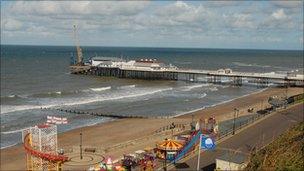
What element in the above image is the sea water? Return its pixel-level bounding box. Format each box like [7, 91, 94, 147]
[1, 45, 303, 148]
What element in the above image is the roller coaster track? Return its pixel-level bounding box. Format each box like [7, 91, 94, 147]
[23, 133, 68, 162]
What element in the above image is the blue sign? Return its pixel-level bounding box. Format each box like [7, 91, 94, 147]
[200, 135, 216, 150]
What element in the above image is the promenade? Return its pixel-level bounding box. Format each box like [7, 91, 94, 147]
[169, 104, 303, 170]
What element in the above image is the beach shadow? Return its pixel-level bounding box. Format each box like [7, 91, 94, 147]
[201, 163, 216, 171]
[175, 162, 190, 169]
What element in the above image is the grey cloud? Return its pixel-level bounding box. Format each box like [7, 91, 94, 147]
[9, 1, 149, 16]
[2, 18, 23, 31]
[1, 1, 302, 48]
[271, 1, 303, 9]
[258, 9, 295, 30]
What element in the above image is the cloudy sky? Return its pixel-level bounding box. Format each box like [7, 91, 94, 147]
[1, 1, 303, 50]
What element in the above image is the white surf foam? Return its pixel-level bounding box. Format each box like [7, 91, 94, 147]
[233, 62, 271, 68]
[90, 86, 111, 92]
[199, 93, 207, 99]
[47, 91, 62, 95]
[1, 105, 53, 114]
[74, 87, 174, 105]
[1, 87, 173, 114]
[0, 143, 18, 149]
[209, 87, 218, 92]
[1, 127, 29, 134]
[119, 85, 136, 89]
[3, 94, 26, 99]
[180, 84, 210, 91]
[172, 88, 268, 118]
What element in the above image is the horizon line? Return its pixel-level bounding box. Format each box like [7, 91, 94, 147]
[1, 43, 303, 51]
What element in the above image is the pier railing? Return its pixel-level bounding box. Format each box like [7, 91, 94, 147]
[71, 65, 304, 87]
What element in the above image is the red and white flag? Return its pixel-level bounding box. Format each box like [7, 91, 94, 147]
[62, 118, 68, 124]
[53, 117, 61, 124]
[47, 116, 54, 124]
[46, 116, 68, 124]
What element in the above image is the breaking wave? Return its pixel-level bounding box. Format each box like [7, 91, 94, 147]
[119, 85, 136, 89]
[209, 87, 218, 92]
[1, 104, 53, 114]
[0, 143, 18, 150]
[8, 95, 18, 98]
[1, 94, 26, 100]
[51, 91, 61, 95]
[90, 86, 111, 92]
[31, 91, 66, 98]
[199, 93, 207, 99]
[233, 62, 272, 68]
[180, 84, 210, 91]
[173, 87, 268, 118]
[1, 87, 173, 114]
[1, 128, 29, 135]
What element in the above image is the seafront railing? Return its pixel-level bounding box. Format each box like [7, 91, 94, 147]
[158, 96, 304, 170]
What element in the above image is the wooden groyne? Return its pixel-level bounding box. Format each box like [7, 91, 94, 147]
[41, 107, 147, 119]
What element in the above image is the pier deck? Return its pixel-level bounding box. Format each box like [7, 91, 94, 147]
[70, 65, 304, 87]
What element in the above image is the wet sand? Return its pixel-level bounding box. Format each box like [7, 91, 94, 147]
[1, 87, 303, 170]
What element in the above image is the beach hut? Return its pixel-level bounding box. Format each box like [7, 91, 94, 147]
[155, 139, 183, 160]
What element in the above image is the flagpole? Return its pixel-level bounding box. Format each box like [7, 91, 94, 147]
[197, 134, 202, 171]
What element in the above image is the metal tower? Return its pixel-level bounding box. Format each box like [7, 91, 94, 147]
[23, 124, 68, 171]
[73, 24, 84, 66]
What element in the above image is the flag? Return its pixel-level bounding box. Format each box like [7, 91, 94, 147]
[62, 118, 68, 124]
[53, 117, 61, 124]
[200, 135, 216, 150]
[46, 116, 68, 124]
[47, 116, 54, 123]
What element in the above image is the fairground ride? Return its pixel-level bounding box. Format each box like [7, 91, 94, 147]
[22, 124, 68, 171]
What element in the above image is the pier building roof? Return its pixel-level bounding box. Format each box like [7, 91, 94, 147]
[91, 57, 125, 62]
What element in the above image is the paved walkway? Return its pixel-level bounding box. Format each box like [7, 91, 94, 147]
[169, 103, 303, 171]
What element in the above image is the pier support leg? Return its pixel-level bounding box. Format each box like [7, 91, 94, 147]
[256, 78, 269, 88]
[207, 75, 213, 84]
[233, 76, 242, 87]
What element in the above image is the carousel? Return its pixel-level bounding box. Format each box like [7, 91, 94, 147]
[155, 139, 183, 160]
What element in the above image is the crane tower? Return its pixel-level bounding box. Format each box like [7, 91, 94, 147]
[73, 25, 84, 66]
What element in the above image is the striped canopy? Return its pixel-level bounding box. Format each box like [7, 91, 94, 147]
[156, 139, 183, 151]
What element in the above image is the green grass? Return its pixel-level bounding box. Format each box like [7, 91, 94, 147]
[245, 122, 304, 171]
[294, 98, 304, 104]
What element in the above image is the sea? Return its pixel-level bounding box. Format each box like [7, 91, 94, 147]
[1, 45, 303, 149]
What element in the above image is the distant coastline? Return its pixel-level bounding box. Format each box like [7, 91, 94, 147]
[1, 44, 303, 51]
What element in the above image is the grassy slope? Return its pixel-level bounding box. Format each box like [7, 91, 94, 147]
[245, 121, 304, 171]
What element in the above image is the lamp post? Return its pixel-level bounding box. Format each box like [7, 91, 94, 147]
[232, 108, 239, 135]
[80, 132, 83, 160]
[163, 150, 167, 171]
[196, 134, 202, 171]
[191, 114, 194, 131]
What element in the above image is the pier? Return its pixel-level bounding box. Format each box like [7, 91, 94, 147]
[69, 28, 303, 88]
[71, 65, 304, 87]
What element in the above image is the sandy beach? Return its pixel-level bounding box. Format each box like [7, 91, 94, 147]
[1, 87, 303, 170]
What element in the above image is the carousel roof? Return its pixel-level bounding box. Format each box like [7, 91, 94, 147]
[156, 139, 183, 151]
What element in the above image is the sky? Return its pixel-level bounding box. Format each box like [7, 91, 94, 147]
[1, 1, 303, 50]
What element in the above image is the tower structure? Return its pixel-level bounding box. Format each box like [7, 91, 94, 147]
[73, 24, 84, 65]
[23, 124, 67, 171]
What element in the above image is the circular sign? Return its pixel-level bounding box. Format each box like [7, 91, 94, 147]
[205, 137, 214, 149]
